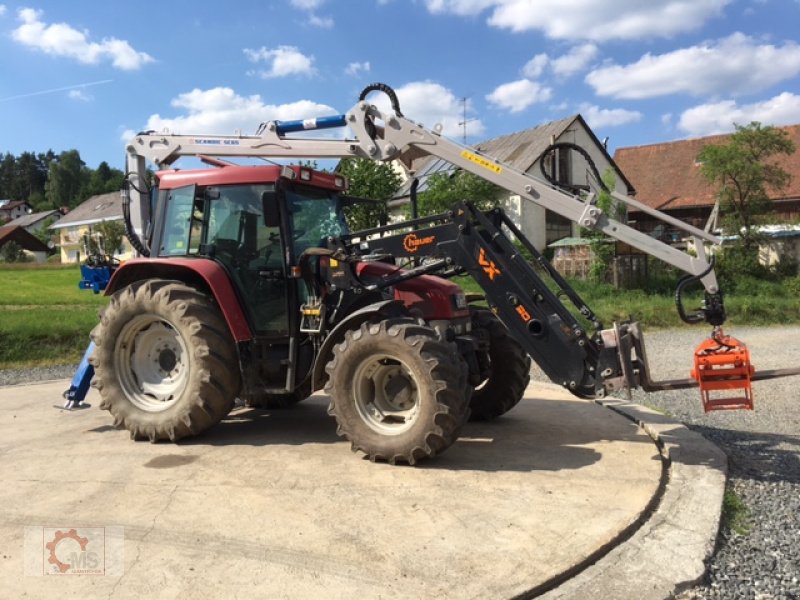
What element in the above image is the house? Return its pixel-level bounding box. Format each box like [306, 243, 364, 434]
[391, 115, 635, 251]
[0, 225, 50, 262]
[0, 200, 33, 224]
[4, 209, 62, 235]
[614, 124, 800, 240]
[50, 191, 133, 264]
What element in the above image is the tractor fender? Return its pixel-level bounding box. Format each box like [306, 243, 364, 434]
[104, 258, 252, 342]
[312, 299, 410, 391]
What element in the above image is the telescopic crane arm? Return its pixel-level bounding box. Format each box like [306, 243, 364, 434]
[124, 84, 721, 324]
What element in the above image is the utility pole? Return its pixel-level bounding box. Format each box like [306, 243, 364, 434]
[458, 97, 477, 144]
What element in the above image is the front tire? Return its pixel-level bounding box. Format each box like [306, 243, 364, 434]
[468, 309, 531, 421]
[90, 280, 241, 442]
[325, 319, 470, 465]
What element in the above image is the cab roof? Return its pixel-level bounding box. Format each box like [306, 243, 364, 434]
[156, 164, 346, 192]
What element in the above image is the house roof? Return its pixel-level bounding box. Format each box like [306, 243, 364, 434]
[51, 192, 122, 229]
[5, 210, 61, 229]
[473, 115, 580, 172]
[0, 200, 31, 212]
[0, 225, 50, 253]
[394, 114, 633, 199]
[614, 124, 800, 211]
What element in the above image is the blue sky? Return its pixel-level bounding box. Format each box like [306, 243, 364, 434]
[1, 0, 800, 170]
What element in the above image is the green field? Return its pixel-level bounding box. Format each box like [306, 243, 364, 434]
[0, 264, 797, 369]
[0, 265, 108, 368]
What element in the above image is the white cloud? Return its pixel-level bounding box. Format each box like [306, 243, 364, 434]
[345, 61, 371, 77]
[486, 79, 552, 113]
[586, 33, 800, 99]
[290, 0, 333, 28]
[551, 44, 598, 77]
[579, 104, 642, 129]
[370, 81, 486, 139]
[244, 46, 316, 78]
[522, 54, 548, 79]
[290, 0, 324, 8]
[128, 87, 338, 137]
[0, 5, 6, 17]
[424, 0, 496, 16]
[678, 92, 800, 137]
[11, 8, 154, 70]
[424, 0, 730, 41]
[524, 44, 598, 80]
[68, 89, 91, 102]
[308, 13, 334, 28]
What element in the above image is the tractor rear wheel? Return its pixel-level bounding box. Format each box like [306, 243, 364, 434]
[325, 319, 470, 465]
[468, 309, 531, 421]
[90, 280, 240, 441]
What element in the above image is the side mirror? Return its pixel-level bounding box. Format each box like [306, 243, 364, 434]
[262, 191, 280, 227]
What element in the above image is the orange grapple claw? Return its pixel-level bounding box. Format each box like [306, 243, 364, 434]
[691, 331, 755, 412]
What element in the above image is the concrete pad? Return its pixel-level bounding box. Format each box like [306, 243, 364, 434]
[0, 380, 664, 598]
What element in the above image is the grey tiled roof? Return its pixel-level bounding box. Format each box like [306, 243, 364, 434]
[5, 210, 60, 229]
[51, 192, 122, 228]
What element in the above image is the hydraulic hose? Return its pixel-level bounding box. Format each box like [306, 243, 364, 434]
[538, 142, 608, 195]
[122, 175, 151, 257]
[674, 258, 725, 325]
[358, 83, 403, 117]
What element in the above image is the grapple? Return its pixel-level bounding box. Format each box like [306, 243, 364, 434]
[691, 331, 754, 412]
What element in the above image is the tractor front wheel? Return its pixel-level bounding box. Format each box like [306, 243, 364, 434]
[90, 280, 240, 441]
[325, 319, 470, 465]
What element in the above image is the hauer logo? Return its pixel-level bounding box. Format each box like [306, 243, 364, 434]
[403, 233, 436, 253]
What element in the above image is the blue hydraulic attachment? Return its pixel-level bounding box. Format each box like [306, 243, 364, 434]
[62, 341, 95, 409]
[79, 264, 114, 293]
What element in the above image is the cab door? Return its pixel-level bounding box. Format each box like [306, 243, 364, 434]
[203, 184, 290, 335]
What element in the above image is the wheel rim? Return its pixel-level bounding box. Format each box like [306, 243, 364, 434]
[114, 314, 189, 412]
[352, 354, 421, 435]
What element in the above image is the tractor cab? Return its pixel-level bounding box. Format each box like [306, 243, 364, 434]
[142, 164, 350, 404]
[151, 164, 348, 336]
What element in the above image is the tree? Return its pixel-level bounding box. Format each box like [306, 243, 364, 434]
[34, 216, 58, 249]
[85, 161, 125, 197]
[337, 158, 402, 231]
[698, 122, 795, 252]
[45, 150, 89, 210]
[93, 220, 126, 256]
[1, 241, 26, 263]
[415, 170, 503, 217]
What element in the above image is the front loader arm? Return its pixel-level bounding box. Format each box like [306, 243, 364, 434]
[336, 204, 604, 397]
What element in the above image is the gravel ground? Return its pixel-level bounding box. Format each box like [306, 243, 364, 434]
[2, 325, 798, 598]
[628, 326, 800, 600]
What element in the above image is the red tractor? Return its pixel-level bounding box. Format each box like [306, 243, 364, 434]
[89, 84, 793, 464]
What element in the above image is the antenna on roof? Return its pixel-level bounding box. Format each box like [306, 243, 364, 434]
[458, 97, 477, 145]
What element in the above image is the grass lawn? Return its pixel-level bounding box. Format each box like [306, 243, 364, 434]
[454, 275, 800, 329]
[0, 263, 797, 370]
[0, 265, 108, 369]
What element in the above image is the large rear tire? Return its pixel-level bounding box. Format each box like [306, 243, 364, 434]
[468, 309, 531, 421]
[90, 280, 241, 442]
[325, 319, 470, 465]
